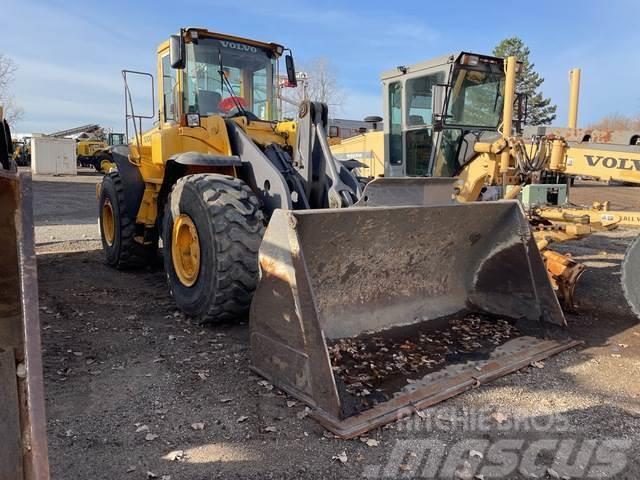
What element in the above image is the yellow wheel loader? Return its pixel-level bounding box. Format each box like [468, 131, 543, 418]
[98, 28, 362, 322]
[12, 139, 31, 167]
[330, 52, 640, 317]
[77, 138, 107, 167]
[98, 30, 578, 437]
[77, 132, 125, 171]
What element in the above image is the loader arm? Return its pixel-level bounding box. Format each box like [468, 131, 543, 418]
[293, 101, 361, 208]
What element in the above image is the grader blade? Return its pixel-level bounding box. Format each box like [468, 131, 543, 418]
[250, 201, 579, 438]
[0, 169, 49, 479]
[622, 236, 640, 319]
[354, 177, 457, 207]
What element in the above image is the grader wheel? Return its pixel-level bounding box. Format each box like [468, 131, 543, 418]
[163, 174, 265, 323]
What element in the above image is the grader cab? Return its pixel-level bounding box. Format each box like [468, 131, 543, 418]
[330, 52, 640, 318]
[97, 29, 578, 436]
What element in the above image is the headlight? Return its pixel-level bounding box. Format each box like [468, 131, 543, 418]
[460, 54, 479, 66]
[186, 113, 200, 127]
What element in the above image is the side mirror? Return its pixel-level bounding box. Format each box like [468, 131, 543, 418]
[285, 54, 297, 87]
[170, 34, 185, 69]
[431, 84, 448, 132]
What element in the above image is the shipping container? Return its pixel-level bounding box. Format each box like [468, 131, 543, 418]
[31, 136, 77, 175]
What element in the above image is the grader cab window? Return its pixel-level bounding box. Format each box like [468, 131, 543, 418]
[432, 129, 463, 176]
[388, 81, 403, 165]
[446, 67, 504, 128]
[184, 38, 276, 121]
[404, 72, 443, 176]
[405, 74, 442, 126]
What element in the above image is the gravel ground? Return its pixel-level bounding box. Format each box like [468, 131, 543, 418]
[33, 173, 640, 479]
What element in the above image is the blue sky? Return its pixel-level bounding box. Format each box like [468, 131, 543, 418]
[3, 0, 639, 134]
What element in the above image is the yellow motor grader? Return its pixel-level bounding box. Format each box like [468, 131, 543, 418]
[331, 52, 640, 317]
[97, 29, 579, 437]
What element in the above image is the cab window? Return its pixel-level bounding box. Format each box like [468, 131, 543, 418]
[405, 73, 443, 126]
[388, 81, 402, 165]
[162, 54, 177, 122]
[404, 72, 443, 176]
[432, 129, 463, 176]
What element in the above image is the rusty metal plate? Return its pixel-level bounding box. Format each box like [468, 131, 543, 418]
[0, 169, 49, 480]
[0, 347, 23, 480]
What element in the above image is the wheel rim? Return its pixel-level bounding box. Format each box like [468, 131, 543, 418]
[102, 199, 115, 247]
[172, 214, 201, 287]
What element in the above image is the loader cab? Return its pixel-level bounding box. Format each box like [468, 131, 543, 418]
[383, 52, 506, 178]
[161, 28, 286, 125]
[107, 132, 125, 146]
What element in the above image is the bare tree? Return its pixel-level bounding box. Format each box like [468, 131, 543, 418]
[0, 54, 23, 126]
[588, 113, 640, 131]
[282, 57, 346, 118]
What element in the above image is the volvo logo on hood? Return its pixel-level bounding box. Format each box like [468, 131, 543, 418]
[220, 40, 258, 53]
[585, 154, 640, 172]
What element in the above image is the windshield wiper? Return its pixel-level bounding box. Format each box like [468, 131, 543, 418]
[493, 84, 501, 113]
[217, 48, 248, 118]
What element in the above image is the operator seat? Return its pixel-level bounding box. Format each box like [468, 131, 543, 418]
[198, 91, 222, 116]
[408, 115, 425, 126]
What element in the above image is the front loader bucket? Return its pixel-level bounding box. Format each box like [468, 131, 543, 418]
[250, 200, 579, 438]
[0, 170, 49, 478]
[622, 236, 640, 319]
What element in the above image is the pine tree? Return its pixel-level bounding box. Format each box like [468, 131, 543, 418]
[493, 37, 557, 126]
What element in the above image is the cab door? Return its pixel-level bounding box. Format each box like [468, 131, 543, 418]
[384, 80, 404, 177]
[160, 52, 179, 126]
[403, 72, 444, 176]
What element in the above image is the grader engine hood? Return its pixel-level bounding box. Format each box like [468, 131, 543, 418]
[250, 196, 579, 438]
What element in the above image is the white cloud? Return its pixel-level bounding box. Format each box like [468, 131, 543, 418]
[17, 58, 123, 95]
[209, 0, 439, 49]
[2, 0, 155, 133]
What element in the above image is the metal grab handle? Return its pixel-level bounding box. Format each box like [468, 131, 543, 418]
[122, 70, 155, 165]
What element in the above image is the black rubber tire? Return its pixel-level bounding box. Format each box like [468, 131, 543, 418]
[93, 152, 110, 173]
[163, 173, 265, 323]
[99, 171, 156, 268]
[0, 119, 11, 170]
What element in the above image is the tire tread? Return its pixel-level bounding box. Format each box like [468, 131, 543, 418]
[102, 171, 155, 269]
[167, 174, 265, 323]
